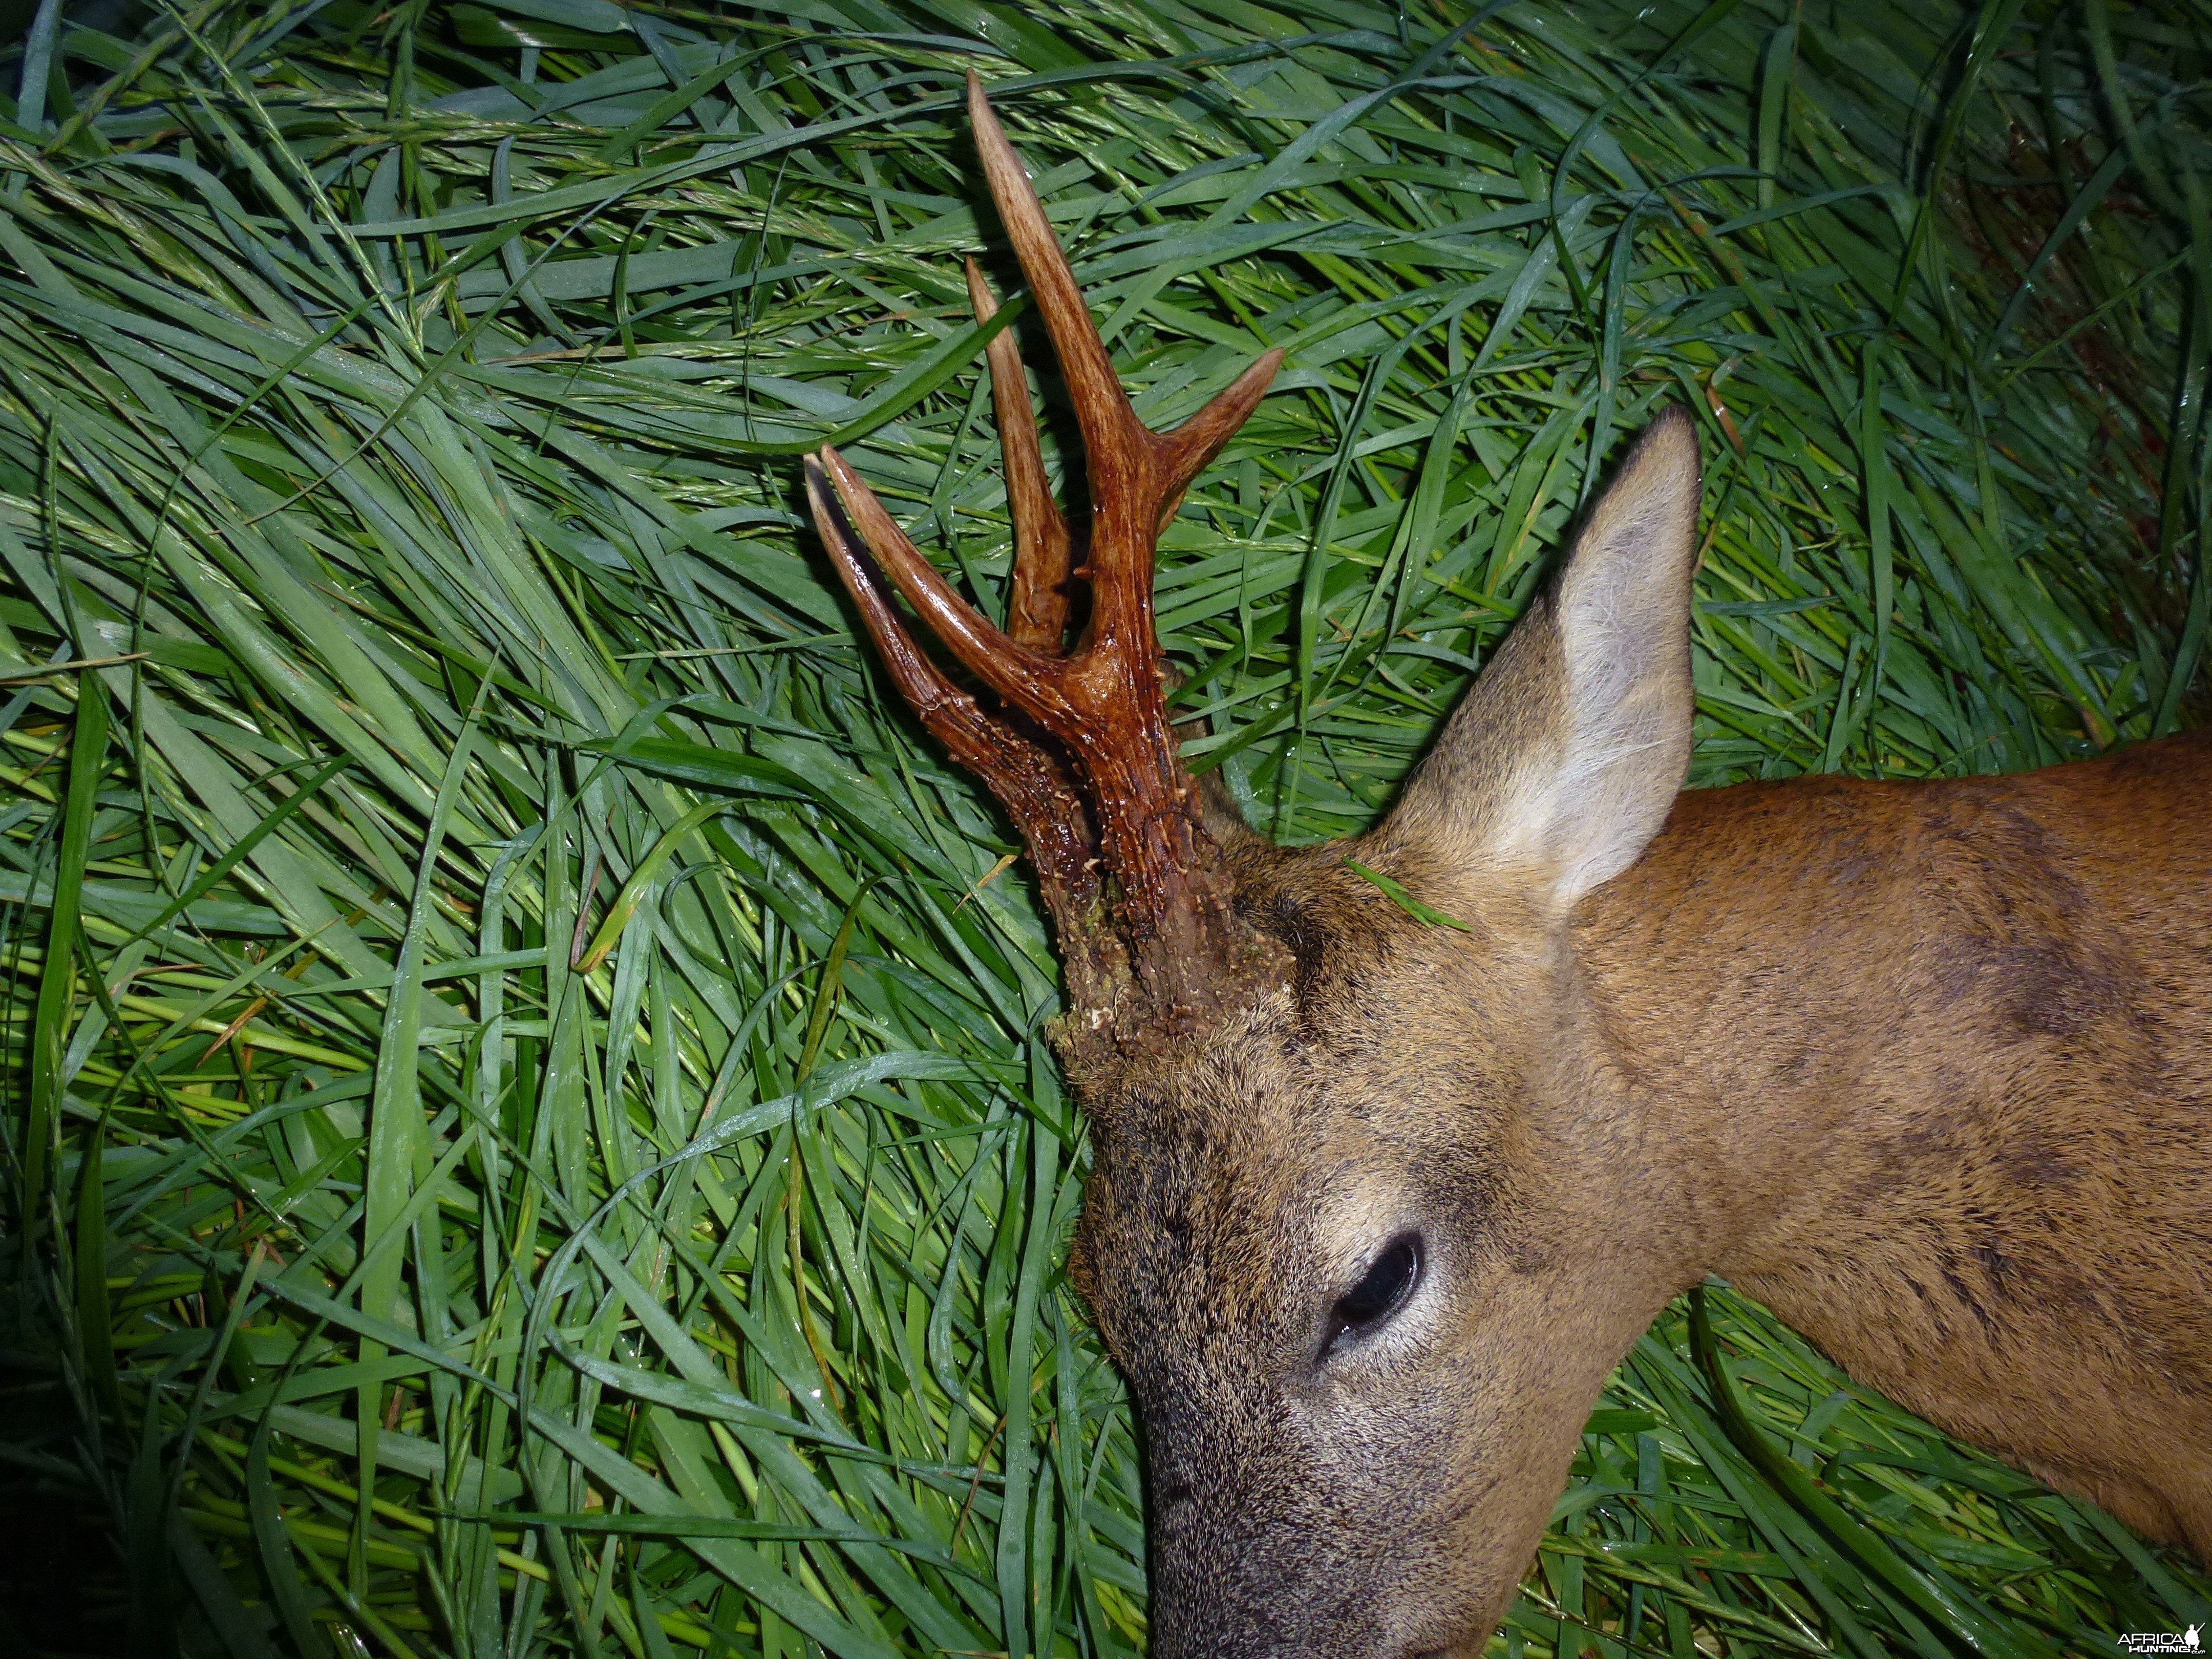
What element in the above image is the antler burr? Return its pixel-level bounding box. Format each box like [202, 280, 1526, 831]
[805, 72, 1283, 1043]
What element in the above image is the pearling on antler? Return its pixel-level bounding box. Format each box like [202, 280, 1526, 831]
[805, 73, 1283, 1046]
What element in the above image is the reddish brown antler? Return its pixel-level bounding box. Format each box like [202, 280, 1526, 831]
[805, 72, 1283, 1040]
[964, 257, 1072, 653]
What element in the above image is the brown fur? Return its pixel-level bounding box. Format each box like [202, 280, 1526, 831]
[1065, 415, 2211, 1657]
[1600, 741, 2212, 1542]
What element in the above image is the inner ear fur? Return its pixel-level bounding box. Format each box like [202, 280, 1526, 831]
[1375, 408, 1703, 911]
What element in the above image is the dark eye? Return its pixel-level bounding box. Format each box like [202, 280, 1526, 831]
[1321, 1234, 1421, 1357]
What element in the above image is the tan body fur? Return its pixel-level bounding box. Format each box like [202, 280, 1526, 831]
[1587, 736, 2212, 1548]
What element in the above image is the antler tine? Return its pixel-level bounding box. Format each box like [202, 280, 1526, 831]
[816, 445, 1072, 725]
[966, 73, 1143, 467]
[1160, 348, 1287, 504]
[967, 73, 1284, 642]
[804, 459, 1113, 960]
[965, 258, 1073, 654]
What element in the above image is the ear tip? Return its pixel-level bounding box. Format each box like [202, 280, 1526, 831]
[1631, 403, 1703, 493]
[1646, 401, 1698, 448]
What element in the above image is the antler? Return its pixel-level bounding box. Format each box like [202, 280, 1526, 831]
[805, 72, 1283, 1039]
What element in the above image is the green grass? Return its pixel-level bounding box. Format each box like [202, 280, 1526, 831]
[1, 0, 2208, 1655]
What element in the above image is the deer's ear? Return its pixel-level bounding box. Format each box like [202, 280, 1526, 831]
[1382, 409, 1701, 912]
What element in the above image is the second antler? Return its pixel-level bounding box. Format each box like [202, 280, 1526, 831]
[805, 72, 1283, 1034]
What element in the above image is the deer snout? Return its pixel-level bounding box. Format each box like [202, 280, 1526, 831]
[1146, 1502, 1475, 1659]
[1148, 1598, 1485, 1659]
[1144, 1507, 1349, 1658]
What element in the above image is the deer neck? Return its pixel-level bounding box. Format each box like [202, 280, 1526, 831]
[1565, 773, 2012, 1292]
[1560, 752, 2212, 1559]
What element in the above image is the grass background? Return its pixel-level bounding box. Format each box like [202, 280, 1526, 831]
[1, 0, 2209, 1655]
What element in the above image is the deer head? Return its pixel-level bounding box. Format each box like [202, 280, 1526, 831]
[808, 75, 1705, 1658]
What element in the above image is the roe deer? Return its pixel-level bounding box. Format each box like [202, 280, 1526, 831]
[806, 74, 2212, 1659]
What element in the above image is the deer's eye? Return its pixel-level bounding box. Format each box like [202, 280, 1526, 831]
[1322, 1234, 1421, 1357]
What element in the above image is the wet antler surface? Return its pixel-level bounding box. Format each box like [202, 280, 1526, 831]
[805, 73, 1283, 1050]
